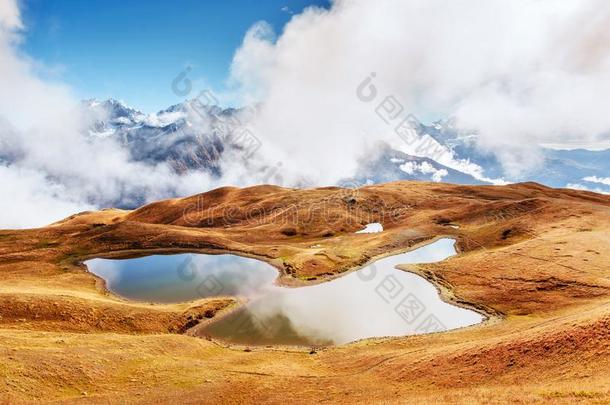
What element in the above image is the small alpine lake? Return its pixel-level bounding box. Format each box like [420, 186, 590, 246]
[86, 238, 484, 346]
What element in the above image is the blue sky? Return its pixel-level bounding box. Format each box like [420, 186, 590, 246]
[20, 0, 330, 113]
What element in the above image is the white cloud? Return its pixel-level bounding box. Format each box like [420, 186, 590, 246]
[0, 0, 21, 32]
[0, 164, 95, 229]
[583, 176, 610, 186]
[229, 0, 610, 181]
[566, 183, 610, 195]
[399, 161, 448, 182]
[0, 0, 215, 228]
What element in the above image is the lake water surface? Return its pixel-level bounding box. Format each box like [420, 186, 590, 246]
[86, 253, 277, 303]
[86, 238, 484, 346]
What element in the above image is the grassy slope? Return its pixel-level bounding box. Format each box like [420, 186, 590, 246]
[0, 181, 609, 403]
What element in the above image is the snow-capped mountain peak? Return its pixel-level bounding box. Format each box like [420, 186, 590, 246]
[80, 98, 610, 195]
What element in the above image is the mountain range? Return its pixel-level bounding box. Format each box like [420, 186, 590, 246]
[85, 98, 610, 198]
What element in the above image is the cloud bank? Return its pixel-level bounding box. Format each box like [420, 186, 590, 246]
[0, 0, 216, 228]
[230, 0, 610, 180]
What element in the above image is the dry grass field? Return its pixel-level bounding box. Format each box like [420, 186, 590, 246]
[1, 181, 609, 403]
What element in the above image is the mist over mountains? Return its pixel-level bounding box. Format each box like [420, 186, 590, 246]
[86, 97, 610, 193]
[2, 0, 610, 229]
[1, 94, 608, 229]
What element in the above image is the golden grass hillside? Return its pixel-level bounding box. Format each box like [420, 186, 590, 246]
[1, 181, 609, 403]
